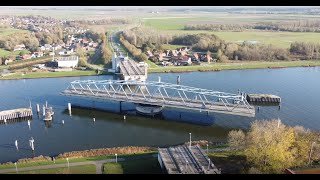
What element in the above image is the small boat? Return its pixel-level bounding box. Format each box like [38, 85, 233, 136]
[135, 103, 163, 116]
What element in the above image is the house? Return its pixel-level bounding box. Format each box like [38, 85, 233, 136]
[13, 44, 26, 51]
[146, 50, 154, 57]
[49, 52, 55, 56]
[57, 56, 79, 68]
[22, 54, 31, 60]
[33, 52, 44, 58]
[44, 44, 52, 51]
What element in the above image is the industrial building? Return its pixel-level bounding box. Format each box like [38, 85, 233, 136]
[57, 56, 79, 68]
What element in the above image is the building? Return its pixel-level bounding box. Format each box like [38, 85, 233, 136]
[158, 145, 221, 174]
[108, 53, 128, 73]
[57, 56, 79, 68]
[13, 44, 26, 51]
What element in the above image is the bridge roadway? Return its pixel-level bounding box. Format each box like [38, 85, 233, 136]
[62, 88, 255, 117]
[119, 59, 145, 77]
[158, 145, 221, 174]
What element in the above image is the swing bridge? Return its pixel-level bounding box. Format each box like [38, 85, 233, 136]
[61, 79, 255, 117]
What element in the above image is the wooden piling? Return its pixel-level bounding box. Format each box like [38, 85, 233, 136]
[36, 104, 40, 112]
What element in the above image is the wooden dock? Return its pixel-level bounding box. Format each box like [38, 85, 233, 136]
[246, 94, 281, 103]
[0, 108, 33, 122]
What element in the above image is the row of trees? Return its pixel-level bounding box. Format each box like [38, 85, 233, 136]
[122, 27, 172, 49]
[184, 20, 320, 32]
[0, 32, 39, 52]
[171, 34, 289, 61]
[100, 32, 112, 64]
[119, 33, 148, 62]
[290, 41, 320, 60]
[228, 119, 320, 173]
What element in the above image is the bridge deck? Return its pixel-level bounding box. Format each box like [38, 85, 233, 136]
[119, 59, 145, 76]
[62, 88, 255, 117]
[158, 145, 220, 174]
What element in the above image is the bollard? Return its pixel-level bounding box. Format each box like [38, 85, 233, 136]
[36, 104, 40, 112]
[68, 103, 71, 111]
[43, 106, 45, 116]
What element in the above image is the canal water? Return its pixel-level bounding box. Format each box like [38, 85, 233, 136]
[0, 67, 320, 163]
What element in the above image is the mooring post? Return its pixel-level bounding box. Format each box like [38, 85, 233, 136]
[42, 105, 45, 116]
[123, 115, 126, 120]
[119, 101, 122, 113]
[68, 103, 72, 116]
[93, 118, 96, 122]
[278, 105, 281, 110]
[177, 75, 180, 85]
[257, 106, 260, 112]
[158, 76, 161, 83]
[238, 89, 240, 94]
[36, 104, 40, 113]
[62, 120, 64, 125]
[207, 111, 209, 116]
[45, 101, 48, 108]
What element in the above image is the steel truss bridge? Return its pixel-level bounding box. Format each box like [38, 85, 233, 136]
[61, 80, 255, 117]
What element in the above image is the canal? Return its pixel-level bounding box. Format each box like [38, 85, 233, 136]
[0, 67, 320, 163]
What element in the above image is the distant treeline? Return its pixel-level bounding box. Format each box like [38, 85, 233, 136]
[184, 20, 320, 32]
[119, 33, 148, 62]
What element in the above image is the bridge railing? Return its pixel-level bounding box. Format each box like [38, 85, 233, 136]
[63, 80, 255, 116]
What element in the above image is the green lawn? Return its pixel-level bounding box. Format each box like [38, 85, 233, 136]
[1, 70, 99, 80]
[148, 60, 320, 73]
[103, 158, 162, 174]
[161, 44, 186, 50]
[8, 164, 96, 174]
[208, 151, 247, 174]
[0, 48, 30, 58]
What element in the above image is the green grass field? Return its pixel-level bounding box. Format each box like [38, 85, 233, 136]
[103, 158, 162, 174]
[0, 70, 99, 80]
[148, 60, 320, 73]
[8, 165, 96, 174]
[0, 48, 31, 58]
[143, 14, 320, 48]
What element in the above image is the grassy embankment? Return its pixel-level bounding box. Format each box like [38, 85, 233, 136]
[0, 151, 156, 171]
[148, 60, 320, 73]
[6, 165, 96, 174]
[0, 70, 101, 80]
[103, 158, 162, 174]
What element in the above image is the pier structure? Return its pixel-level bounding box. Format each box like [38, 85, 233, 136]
[158, 145, 221, 174]
[0, 108, 33, 123]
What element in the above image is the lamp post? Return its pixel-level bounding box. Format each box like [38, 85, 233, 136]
[206, 144, 209, 154]
[308, 142, 316, 165]
[14, 162, 18, 173]
[66, 158, 70, 168]
[189, 133, 192, 148]
[115, 154, 118, 163]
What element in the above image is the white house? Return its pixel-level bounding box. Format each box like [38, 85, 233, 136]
[57, 56, 79, 68]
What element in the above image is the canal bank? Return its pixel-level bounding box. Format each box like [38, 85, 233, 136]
[1, 60, 320, 80]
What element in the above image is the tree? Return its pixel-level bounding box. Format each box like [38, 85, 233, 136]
[245, 119, 295, 173]
[228, 129, 246, 151]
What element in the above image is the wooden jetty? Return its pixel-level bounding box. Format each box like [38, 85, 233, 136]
[246, 94, 281, 103]
[0, 108, 33, 122]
